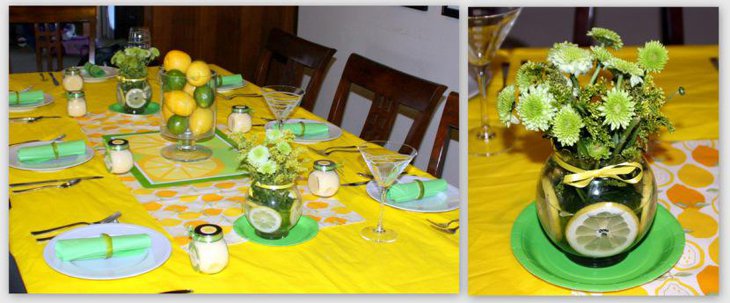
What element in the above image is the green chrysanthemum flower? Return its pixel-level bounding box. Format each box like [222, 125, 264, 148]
[515, 61, 543, 91]
[547, 42, 594, 76]
[257, 160, 278, 174]
[516, 85, 556, 131]
[637, 41, 669, 73]
[587, 27, 624, 49]
[552, 106, 584, 146]
[276, 141, 292, 155]
[590, 46, 614, 64]
[265, 129, 283, 143]
[605, 57, 644, 77]
[598, 88, 636, 130]
[497, 85, 516, 126]
[247, 145, 270, 168]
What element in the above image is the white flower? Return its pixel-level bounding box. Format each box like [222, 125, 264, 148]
[247, 145, 270, 168]
[516, 85, 557, 131]
[547, 42, 594, 76]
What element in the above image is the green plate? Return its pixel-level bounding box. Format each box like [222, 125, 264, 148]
[233, 215, 318, 247]
[108, 102, 160, 116]
[511, 202, 684, 292]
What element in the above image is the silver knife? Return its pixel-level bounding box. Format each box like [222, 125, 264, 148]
[10, 116, 61, 122]
[48, 72, 59, 86]
[9, 176, 104, 188]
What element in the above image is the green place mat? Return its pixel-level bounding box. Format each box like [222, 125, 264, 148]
[233, 215, 318, 247]
[511, 202, 685, 292]
[108, 102, 161, 116]
[102, 129, 246, 188]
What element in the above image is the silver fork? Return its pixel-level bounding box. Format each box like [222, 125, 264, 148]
[431, 224, 459, 234]
[12, 179, 81, 193]
[31, 211, 122, 236]
[9, 133, 66, 147]
[218, 93, 262, 100]
[307, 145, 359, 156]
[10, 116, 61, 123]
[427, 218, 459, 229]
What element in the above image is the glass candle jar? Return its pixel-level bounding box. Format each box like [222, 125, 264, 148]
[104, 138, 134, 174]
[227, 105, 252, 133]
[188, 224, 229, 274]
[63, 67, 84, 92]
[66, 91, 87, 117]
[308, 160, 340, 197]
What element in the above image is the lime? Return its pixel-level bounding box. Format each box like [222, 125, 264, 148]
[125, 88, 147, 109]
[248, 206, 282, 233]
[193, 85, 215, 108]
[565, 202, 639, 258]
[165, 69, 187, 91]
[167, 115, 189, 135]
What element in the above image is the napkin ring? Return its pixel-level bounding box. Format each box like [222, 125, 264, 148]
[415, 180, 425, 200]
[10, 90, 19, 105]
[50, 141, 60, 159]
[297, 121, 306, 137]
[101, 233, 113, 259]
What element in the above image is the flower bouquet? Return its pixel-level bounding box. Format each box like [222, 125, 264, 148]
[497, 28, 679, 262]
[232, 129, 307, 239]
[111, 46, 160, 114]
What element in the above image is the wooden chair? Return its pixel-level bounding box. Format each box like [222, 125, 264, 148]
[10, 6, 97, 72]
[573, 7, 684, 46]
[255, 28, 337, 111]
[327, 53, 447, 150]
[427, 92, 459, 178]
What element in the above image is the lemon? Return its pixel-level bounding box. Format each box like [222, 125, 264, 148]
[189, 107, 214, 136]
[290, 200, 302, 227]
[165, 90, 196, 117]
[565, 202, 639, 258]
[186, 60, 212, 86]
[183, 83, 196, 96]
[163, 50, 192, 73]
[248, 206, 282, 233]
[538, 176, 564, 242]
[638, 169, 656, 234]
[162, 102, 174, 122]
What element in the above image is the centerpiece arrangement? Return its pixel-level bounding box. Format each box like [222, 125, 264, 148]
[497, 28, 678, 263]
[232, 129, 307, 239]
[111, 46, 159, 114]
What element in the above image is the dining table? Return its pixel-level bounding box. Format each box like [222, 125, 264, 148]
[468, 45, 719, 295]
[8, 65, 459, 293]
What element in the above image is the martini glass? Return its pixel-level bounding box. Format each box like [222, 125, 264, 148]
[358, 141, 417, 243]
[262, 85, 305, 130]
[468, 7, 521, 157]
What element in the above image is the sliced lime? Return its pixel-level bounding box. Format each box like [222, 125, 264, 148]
[125, 88, 147, 109]
[565, 202, 639, 258]
[248, 206, 282, 233]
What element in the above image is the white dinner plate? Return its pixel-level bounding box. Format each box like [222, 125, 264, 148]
[9, 141, 94, 172]
[8, 94, 54, 113]
[265, 118, 342, 144]
[43, 223, 171, 280]
[216, 80, 247, 93]
[366, 175, 460, 213]
[80, 65, 118, 83]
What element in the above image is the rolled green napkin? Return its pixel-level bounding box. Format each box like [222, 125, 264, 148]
[84, 62, 106, 77]
[9, 90, 44, 105]
[218, 74, 243, 87]
[17, 140, 87, 164]
[55, 233, 151, 261]
[386, 179, 448, 203]
[282, 122, 329, 137]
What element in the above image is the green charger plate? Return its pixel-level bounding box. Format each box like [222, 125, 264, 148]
[233, 215, 318, 247]
[108, 102, 160, 116]
[511, 202, 685, 292]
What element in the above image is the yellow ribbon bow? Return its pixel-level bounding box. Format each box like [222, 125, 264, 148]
[552, 155, 643, 188]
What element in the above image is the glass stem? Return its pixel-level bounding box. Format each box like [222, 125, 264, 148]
[177, 136, 194, 151]
[477, 64, 492, 128]
[375, 186, 389, 233]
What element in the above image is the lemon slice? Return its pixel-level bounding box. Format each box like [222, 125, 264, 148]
[289, 199, 302, 226]
[538, 176, 564, 242]
[125, 88, 147, 109]
[248, 206, 282, 233]
[638, 168, 656, 234]
[565, 202, 639, 258]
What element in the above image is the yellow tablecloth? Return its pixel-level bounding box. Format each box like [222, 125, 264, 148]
[468, 45, 719, 295]
[9, 65, 458, 293]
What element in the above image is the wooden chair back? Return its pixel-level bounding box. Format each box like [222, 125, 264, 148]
[255, 28, 337, 111]
[33, 22, 64, 71]
[574, 7, 685, 46]
[327, 53, 447, 149]
[427, 92, 459, 178]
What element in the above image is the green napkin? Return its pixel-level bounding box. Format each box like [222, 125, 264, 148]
[282, 122, 329, 137]
[9, 90, 44, 105]
[17, 140, 87, 164]
[387, 179, 448, 203]
[84, 62, 106, 77]
[219, 74, 243, 87]
[55, 233, 152, 261]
